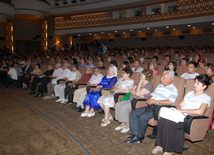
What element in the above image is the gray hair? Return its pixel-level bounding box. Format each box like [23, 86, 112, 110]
[163, 70, 174, 80]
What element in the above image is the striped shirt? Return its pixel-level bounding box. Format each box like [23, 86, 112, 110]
[151, 83, 178, 105]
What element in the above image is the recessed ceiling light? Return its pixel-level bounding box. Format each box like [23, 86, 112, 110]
[115, 31, 117, 33]
[139, 31, 141, 33]
[101, 32, 104, 34]
[173, 28, 176, 31]
[89, 33, 91, 35]
[94, 34, 97, 36]
[147, 28, 150, 30]
[155, 30, 157, 32]
[212, 23, 214, 25]
[108, 33, 111, 35]
[166, 26, 169, 28]
[123, 32, 126, 34]
[130, 29, 133, 31]
[192, 27, 195, 29]
[78, 34, 81, 36]
[188, 25, 191, 27]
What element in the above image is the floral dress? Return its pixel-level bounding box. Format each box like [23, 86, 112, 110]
[97, 78, 134, 107]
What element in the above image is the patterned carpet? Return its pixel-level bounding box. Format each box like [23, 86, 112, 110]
[0, 85, 213, 155]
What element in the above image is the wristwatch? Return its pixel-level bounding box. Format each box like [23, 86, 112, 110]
[156, 100, 159, 105]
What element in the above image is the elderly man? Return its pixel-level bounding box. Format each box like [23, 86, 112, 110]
[72, 68, 103, 112]
[125, 70, 178, 143]
[34, 63, 63, 97]
[54, 64, 81, 103]
[64, 67, 92, 107]
[43, 63, 72, 100]
[181, 61, 199, 79]
[131, 60, 144, 73]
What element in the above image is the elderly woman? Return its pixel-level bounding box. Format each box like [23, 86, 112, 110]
[81, 66, 118, 117]
[21, 64, 41, 89]
[97, 68, 134, 127]
[152, 74, 212, 155]
[115, 69, 154, 133]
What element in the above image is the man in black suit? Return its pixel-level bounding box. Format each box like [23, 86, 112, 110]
[17, 60, 33, 88]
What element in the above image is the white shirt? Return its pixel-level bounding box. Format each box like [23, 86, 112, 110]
[181, 72, 199, 79]
[9, 67, 18, 80]
[88, 74, 103, 84]
[182, 91, 211, 110]
[151, 83, 178, 104]
[131, 67, 144, 73]
[51, 69, 72, 84]
[52, 68, 63, 77]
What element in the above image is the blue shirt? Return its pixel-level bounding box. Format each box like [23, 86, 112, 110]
[86, 64, 96, 68]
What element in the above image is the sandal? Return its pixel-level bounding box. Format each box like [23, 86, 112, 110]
[152, 146, 163, 154]
[163, 152, 173, 155]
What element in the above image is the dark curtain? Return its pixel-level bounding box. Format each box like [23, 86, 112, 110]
[16, 40, 41, 55]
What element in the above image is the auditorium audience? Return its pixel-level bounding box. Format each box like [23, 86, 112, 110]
[198, 58, 206, 69]
[167, 61, 178, 76]
[181, 61, 199, 79]
[115, 69, 153, 133]
[86, 59, 96, 68]
[121, 61, 130, 70]
[98, 59, 106, 69]
[4, 64, 18, 89]
[149, 62, 158, 75]
[205, 63, 214, 82]
[152, 74, 211, 155]
[180, 57, 189, 73]
[131, 60, 144, 73]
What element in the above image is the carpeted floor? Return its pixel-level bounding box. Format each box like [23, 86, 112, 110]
[0, 85, 213, 155]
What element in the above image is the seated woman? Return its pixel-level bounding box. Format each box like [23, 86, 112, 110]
[198, 58, 206, 69]
[81, 66, 118, 117]
[115, 69, 154, 133]
[167, 61, 178, 76]
[21, 64, 41, 89]
[152, 74, 212, 155]
[120, 61, 130, 70]
[97, 68, 134, 127]
[205, 63, 214, 82]
[149, 62, 158, 75]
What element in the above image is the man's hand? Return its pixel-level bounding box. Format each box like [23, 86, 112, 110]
[147, 98, 157, 105]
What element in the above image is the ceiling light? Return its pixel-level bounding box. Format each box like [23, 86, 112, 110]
[212, 23, 214, 25]
[54, 2, 59, 6]
[192, 27, 195, 29]
[71, 0, 77, 3]
[108, 33, 111, 35]
[130, 29, 133, 31]
[78, 34, 80, 36]
[63, 1, 67, 4]
[166, 26, 169, 28]
[173, 28, 176, 31]
[155, 30, 157, 32]
[94, 34, 97, 36]
[89, 33, 91, 35]
[147, 28, 150, 30]
[115, 31, 117, 33]
[123, 32, 126, 34]
[101, 32, 104, 34]
[139, 31, 141, 33]
[188, 25, 191, 27]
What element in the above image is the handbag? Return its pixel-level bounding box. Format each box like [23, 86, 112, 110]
[120, 92, 131, 101]
[209, 115, 214, 130]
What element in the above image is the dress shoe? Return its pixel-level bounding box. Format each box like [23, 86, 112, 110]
[64, 103, 72, 107]
[124, 136, 142, 144]
[28, 92, 35, 95]
[34, 94, 43, 98]
[77, 108, 84, 112]
[55, 99, 63, 102]
[72, 106, 80, 110]
[121, 128, 129, 133]
[101, 120, 111, 127]
[80, 113, 88, 117]
[127, 135, 135, 141]
[36, 90, 41, 93]
[98, 110, 104, 114]
[115, 125, 126, 131]
[87, 112, 95, 117]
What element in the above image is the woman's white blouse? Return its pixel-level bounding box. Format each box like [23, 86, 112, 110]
[182, 91, 211, 110]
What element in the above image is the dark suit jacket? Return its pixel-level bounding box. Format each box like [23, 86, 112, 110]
[23, 65, 34, 75]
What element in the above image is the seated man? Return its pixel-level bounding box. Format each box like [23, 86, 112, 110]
[64, 67, 92, 107]
[180, 57, 189, 73]
[4, 64, 18, 89]
[54, 64, 81, 103]
[148, 56, 159, 68]
[86, 59, 96, 69]
[43, 63, 72, 100]
[98, 59, 106, 69]
[28, 64, 54, 95]
[181, 61, 199, 79]
[72, 68, 103, 112]
[34, 63, 63, 97]
[125, 70, 178, 143]
[131, 60, 144, 73]
[79, 58, 87, 67]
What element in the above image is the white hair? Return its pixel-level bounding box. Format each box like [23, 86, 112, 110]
[109, 66, 117, 77]
[163, 70, 174, 80]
